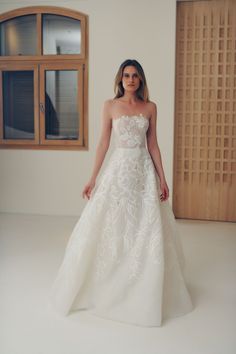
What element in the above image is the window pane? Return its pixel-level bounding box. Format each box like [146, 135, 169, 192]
[0, 15, 37, 56]
[3, 71, 34, 139]
[43, 15, 81, 55]
[45, 70, 79, 140]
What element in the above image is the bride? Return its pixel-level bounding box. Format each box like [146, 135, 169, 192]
[49, 59, 193, 327]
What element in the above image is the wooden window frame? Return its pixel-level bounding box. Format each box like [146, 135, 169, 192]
[0, 6, 88, 150]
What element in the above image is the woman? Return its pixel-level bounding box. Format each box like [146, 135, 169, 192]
[49, 59, 193, 327]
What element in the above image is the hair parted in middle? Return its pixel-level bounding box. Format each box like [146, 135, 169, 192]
[114, 59, 149, 102]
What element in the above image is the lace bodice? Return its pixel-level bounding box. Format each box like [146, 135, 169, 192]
[112, 114, 149, 148]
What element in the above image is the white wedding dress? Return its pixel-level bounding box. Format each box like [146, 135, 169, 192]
[48, 114, 193, 326]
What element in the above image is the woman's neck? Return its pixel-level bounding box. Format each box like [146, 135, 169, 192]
[119, 92, 139, 104]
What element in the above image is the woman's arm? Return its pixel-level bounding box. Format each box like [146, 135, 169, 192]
[82, 100, 112, 199]
[146, 102, 169, 201]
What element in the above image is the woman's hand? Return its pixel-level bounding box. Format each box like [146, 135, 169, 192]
[160, 179, 169, 202]
[82, 179, 96, 200]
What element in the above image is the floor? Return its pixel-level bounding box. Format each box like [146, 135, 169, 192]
[0, 212, 235, 354]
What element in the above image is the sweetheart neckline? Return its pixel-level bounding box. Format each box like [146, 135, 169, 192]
[112, 113, 149, 121]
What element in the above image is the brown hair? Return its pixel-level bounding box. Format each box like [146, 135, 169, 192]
[114, 59, 149, 102]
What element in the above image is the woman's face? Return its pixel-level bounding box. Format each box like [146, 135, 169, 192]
[121, 65, 140, 93]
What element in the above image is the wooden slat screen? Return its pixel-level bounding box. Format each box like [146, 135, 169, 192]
[173, 0, 236, 221]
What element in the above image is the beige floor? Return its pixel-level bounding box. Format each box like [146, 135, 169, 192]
[0, 212, 235, 354]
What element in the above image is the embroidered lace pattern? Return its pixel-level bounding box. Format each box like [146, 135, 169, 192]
[49, 114, 193, 324]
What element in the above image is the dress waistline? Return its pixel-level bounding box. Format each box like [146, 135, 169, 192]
[115, 146, 147, 150]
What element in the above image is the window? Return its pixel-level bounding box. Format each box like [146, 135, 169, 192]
[0, 7, 88, 150]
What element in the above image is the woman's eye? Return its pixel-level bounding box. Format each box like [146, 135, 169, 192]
[123, 73, 138, 78]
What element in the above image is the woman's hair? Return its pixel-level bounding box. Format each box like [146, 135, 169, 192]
[114, 59, 149, 102]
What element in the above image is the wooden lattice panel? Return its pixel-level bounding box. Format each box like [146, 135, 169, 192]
[173, 0, 236, 221]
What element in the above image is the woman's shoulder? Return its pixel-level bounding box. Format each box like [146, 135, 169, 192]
[103, 98, 121, 113]
[101, 98, 117, 119]
[145, 100, 157, 118]
[103, 98, 117, 107]
[146, 100, 157, 109]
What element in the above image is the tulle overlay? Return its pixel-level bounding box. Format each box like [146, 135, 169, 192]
[48, 115, 193, 326]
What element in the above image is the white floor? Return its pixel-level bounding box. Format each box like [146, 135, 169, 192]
[0, 212, 235, 354]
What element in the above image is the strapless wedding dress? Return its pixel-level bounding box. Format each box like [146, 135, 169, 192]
[48, 114, 193, 326]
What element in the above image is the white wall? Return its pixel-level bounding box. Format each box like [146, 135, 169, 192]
[0, 0, 177, 216]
